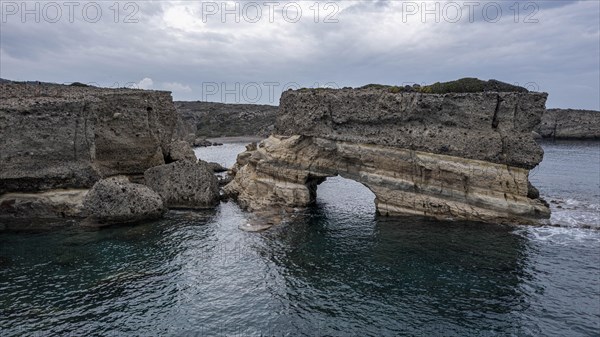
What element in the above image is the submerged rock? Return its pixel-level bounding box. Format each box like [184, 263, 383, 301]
[82, 176, 166, 225]
[144, 161, 219, 209]
[192, 137, 214, 147]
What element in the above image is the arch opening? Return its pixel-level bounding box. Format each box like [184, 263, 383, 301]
[310, 175, 377, 215]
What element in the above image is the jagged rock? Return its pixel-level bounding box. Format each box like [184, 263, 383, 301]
[166, 140, 197, 163]
[82, 176, 166, 225]
[535, 109, 600, 139]
[0, 82, 180, 195]
[226, 83, 551, 225]
[144, 161, 219, 209]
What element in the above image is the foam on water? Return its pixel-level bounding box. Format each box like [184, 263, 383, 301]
[529, 140, 600, 230]
[548, 200, 600, 229]
[515, 225, 600, 247]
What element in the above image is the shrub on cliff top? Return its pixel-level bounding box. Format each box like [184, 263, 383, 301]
[418, 78, 528, 93]
[360, 78, 528, 94]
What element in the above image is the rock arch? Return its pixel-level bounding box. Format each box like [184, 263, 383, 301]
[225, 81, 551, 225]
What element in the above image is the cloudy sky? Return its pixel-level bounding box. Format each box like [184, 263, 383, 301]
[1, 0, 598, 108]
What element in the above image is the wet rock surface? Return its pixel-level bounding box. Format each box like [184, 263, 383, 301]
[0, 190, 88, 219]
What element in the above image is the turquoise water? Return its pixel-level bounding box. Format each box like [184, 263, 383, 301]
[0, 141, 598, 336]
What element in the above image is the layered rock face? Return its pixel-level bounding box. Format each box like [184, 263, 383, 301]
[535, 108, 600, 139]
[225, 86, 551, 225]
[276, 88, 547, 169]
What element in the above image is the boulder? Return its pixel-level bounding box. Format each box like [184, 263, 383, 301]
[144, 161, 219, 209]
[166, 140, 197, 163]
[82, 176, 166, 225]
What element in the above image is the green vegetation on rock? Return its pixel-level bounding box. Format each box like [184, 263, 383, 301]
[360, 78, 529, 94]
[418, 78, 529, 94]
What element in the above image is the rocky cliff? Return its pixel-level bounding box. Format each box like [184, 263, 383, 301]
[176, 101, 278, 138]
[0, 82, 182, 219]
[0, 82, 179, 194]
[225, 81, 551, 225]
[535, 108, 600, 139]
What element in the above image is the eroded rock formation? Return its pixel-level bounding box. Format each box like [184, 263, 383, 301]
[225, 82, 551, 225]
[0, 82, 181, 220]
[0, 82, 179, 193]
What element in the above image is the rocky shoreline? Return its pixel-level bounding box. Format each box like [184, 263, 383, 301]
[0, 82, 225, 228]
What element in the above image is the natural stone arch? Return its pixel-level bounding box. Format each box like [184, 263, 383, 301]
[225, 83, 551, 225]
[224, 135, 548, 224]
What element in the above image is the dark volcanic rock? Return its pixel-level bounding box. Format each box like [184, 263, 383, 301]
[536, 108, 600, 139]
[82, 176, 166, 225]
[276, 86, 547, 169]
[176, 101, 278, 138]
[0, 82, 180, 194]
[144, 160, 219, 209]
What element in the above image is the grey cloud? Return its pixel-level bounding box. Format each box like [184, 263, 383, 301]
[0, 0, 598, 108]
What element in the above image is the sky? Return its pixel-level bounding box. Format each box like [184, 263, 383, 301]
[0, 0, 598, 109]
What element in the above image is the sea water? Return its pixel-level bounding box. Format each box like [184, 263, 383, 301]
[0, 141, 598, 336]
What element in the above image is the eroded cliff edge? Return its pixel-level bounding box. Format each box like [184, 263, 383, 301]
[225, 83, 551, 225]
[0, 82, 183, 219]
